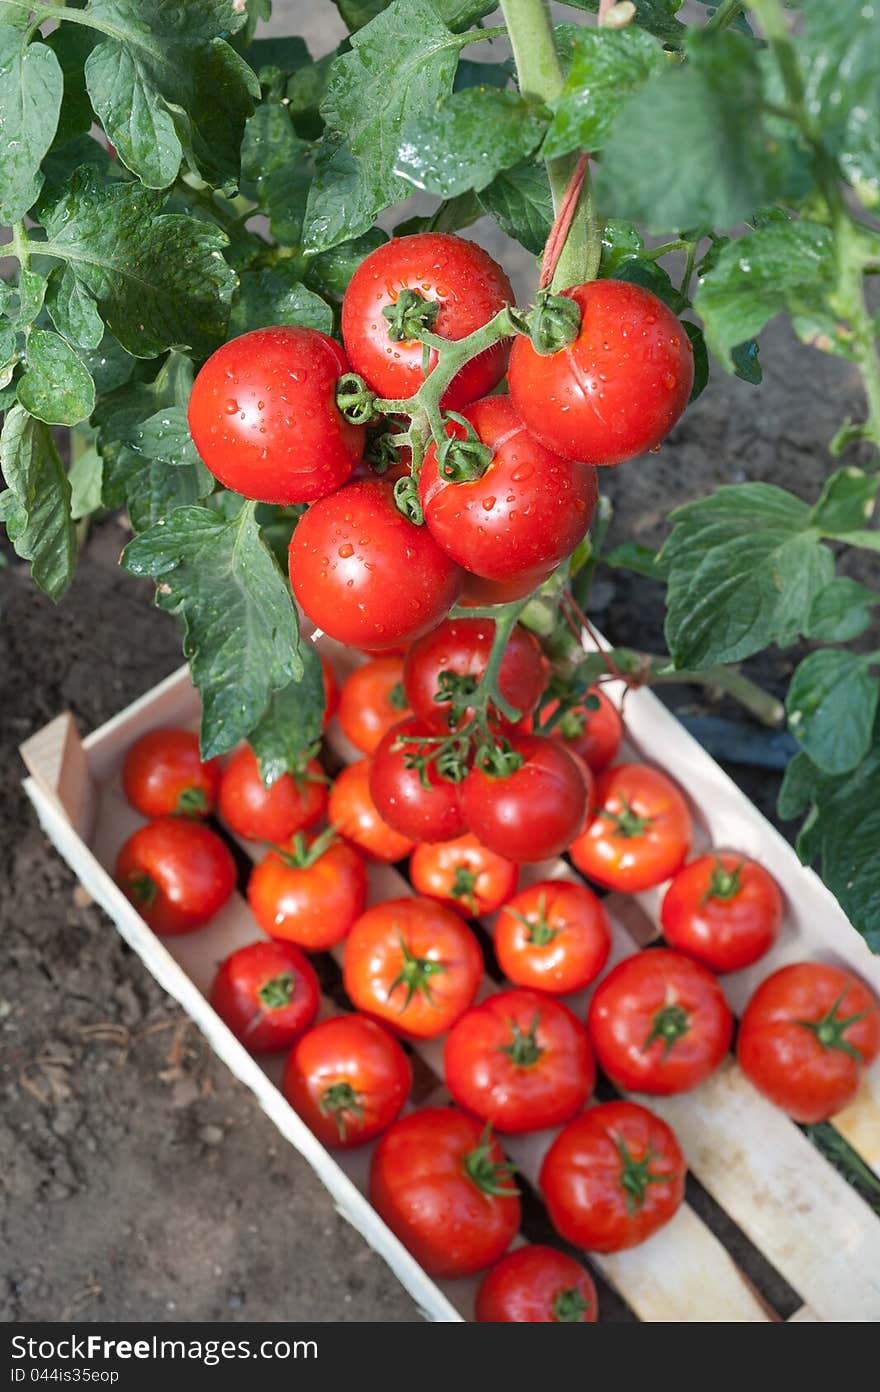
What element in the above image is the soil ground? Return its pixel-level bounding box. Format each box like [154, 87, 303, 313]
[2, 5, 877, 1326]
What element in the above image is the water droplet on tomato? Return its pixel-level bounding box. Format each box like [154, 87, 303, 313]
[482, 496, 496, 511]
[338, 543, 355, 558]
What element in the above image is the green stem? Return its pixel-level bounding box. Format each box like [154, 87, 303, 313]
[643, 654, 786, 727]
[499, 0, 600, 287]
[11, 221, 29, 272]
[704, 0, 746, 33]
[0, 0, 153, 48]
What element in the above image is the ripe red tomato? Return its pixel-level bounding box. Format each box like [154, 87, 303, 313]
[494, 879, 610, 995]
[341, 233, 514, 411]
[459, 568, 554, 607]
[444, 988, 595, 1134]
[540, 1101, 686, 1252]
[588, 949, 733, 1095]
[661, 853, 782, 974]
[369, 718, 468, 842]
[289, 479, 462, 650]
[327, 759, 415, 863]
[122, 728, 220, 820]
[403, 617, 545, 733]
[336, 656, 411, 754]
[188, 326, 364, 503]
[115, 817, 235, 935]
[282, 1014, 411, 1148]
[419, 396, 598, 584]
[409, 833, 518, 918]
[218, 745, 327, 844]
[461, 735, 591, 863]
[737, 962, 880, 1123]
[508, 281, 694, 466]
[370, 1107, 520, 1277]
[343, 897, 482, 1039]
[247, 832, 367, 951]
[210, 940, 319, 1054]
[475, 1246, 598, 1323]
[538, 687, 622, 774]
[320, 654, 338, 728]
[569, 762, 691, 892]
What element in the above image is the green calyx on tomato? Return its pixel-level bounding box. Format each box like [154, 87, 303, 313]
[365, 429, 402, 473]
[275, 826, 338, 870]
[437, 413, 494, 484]
[395, 728, 469, 787]
[499, 1012, 544, 1069]
[552, 1287, 592, 1323]
[527, 291, 582, 357]
[259, 971, 295, 1010]
[389, 681, 409, 711]
[600, 797, 653, 839]
[615, 1136, 675, 1216]
[451, 864, 478, 915]
[512, 894, 559, 948]
[318, 1081, 365, 1143]
[642, 1002, 691, 1059]
[388, 931, 449, 1010]
[392, 473, 424, 525]
[796, 989, 873, 1061]
[124, 872, 158, 909]
[335, 370, 377, 426]
[704, 857, 744, 904]
[475, 741, 525, 779]
[175, 785, 209, 817]
[382, 287, 441, 343]
[464, 1124, 519, 1199]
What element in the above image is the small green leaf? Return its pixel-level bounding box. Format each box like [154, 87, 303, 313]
[122, 502, 302, 761]
[240, 96, 311, 243]
[230, 265, 334, 337]
[777, 750, 818, 821]
[610, 254, 685, 313]
[805, 577, 879, 643]
[478, 159, 553, 255]
[605, 541, 665, 581]
[46, 20, 96, 149]
[683, 322, 709, 403]
[798, 0, 880, 209]
[69, 443, 104, 522]
[809, 468, 879, 535]
[16, 268, 47, 328]
[731, 338, 762, 385]
[44, 264, 105, 351]
[80, 331, 140, 394]
[0, 19, 64, 223]
[0, 404, 76, 600]
[543, 27, 664, 161]
[599, 219, 644, 275]
[17, 329, 96, 427]
[305, 229, 388, 297]
[249, 641, 326, 785]
[787, 650, 879, 775]
[397, 89, 549, 198]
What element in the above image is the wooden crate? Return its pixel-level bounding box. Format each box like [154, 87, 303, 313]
[20, 640, 880, 1323]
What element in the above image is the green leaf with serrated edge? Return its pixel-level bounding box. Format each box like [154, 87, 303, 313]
[249, 641, 326, 785]
[777, 750, 818, 821]
[805, 577, 879, 643]
[230, 267, 334, 336]
[395, 191, 483, 239]
[286, 51, 335, 140]
[241, 36, 310, 80]
[0, 405, 76, 600]
[478, 159, 553, 256]
[660, 483, 835, 668]
[809, 468, 879, 535]
[830, 529, 880, 553]
[599, 219, 644, 274]
[17, 329, 96, 426]
[605, 541, 665, 581]
[305, 229, 388, 298]
[397, 89, 549, 199]
[798, 0, 880, 209]
[81, 331, 141, 395]
[40, 131, 118, 199]
[787, 650, 879, 776]
[304, 0, 461, 251]
[44, 264, 104, 351]
[37, 169, 235, 358]
[130, 407, 203, 469]
[122, 502, 301, 761]
[695, 221, 833, 372]
[16, 268, 46, 328]
[240, 98, 311, 243]
[333, 0, 497, 30]
[0, 19, 63, 223]
[559, 0, 686, 45]
[46, 21, 96, 150]
[69, 443, 104, 522]
[610, 255, 685, 313]
[597, 32, 786, 234]
[543, 28, 664, 161]
[82, 0, 258, 191]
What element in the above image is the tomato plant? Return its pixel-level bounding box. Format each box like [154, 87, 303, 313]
[461, 734, 592, 863]
[404, 617, 545, 733]
[122, 728, 220, 819]
[283, 1014, 411, 1148]
[475, 1246, 598, 1324]
[247, 830, 367, 951]
[336, 656, 411, 754]
[209, 939, 319, 1054]
[369, 718, 468, 842]
[660, 853, 782, 973]
[494, 879, 611, 995]
[115, 817, 235, 936]
[409, 833, 519, 918]
[570, 763, 691, 892]
[533, 687, 622, 774]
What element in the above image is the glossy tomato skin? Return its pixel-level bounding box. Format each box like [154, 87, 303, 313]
[444, 988, 595, 1134]
[369, 1107, 520, 1277]
[410, 833, 518, 918]
[209, 940, 319, 1054]
[737, 962, 880, 1123]
[290, 480, 462, 650]
[459, 568, 555, 608]
[320, 655, 338, 728]
[661, 853, 782, 974]
[495, 880, 611, 995]
[508, 281, 694, 466]
[475, 1246, 598, 1323]
[341, 233, 514, 411]
[461, 735, 592, 863]
[569, 762, 691, 892]
[218, 745, 327, 844]
[247, 836, 367, 951]
[419, 396, 599, 584]
[588, 949, 733, 1095]
[343, 897, 482, 1039]
[404, 617, 545, 733]
[188, 326, 364, 503]
[327, 759, 415, 863]
[336, 656, 411, 754]
[540, 1101, 685, 1252]
[537, 688, 622, 774]
[122, 728, 220, 820]
[369, 718, 468, 842]
[115, 817, 235, 935]
[282, 1014, 411, 1148]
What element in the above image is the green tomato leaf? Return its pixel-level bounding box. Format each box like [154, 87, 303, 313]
[599, 219, 644, 274]
[809, 467, 879, 536]
[44, 263, 105, 351]
[695, 221, 834, 372]
[68, 442, 104, 522]
[805, 577, 880, 643]
[543, 27, 665, 161]
[241, 36, 311, 82]
[80, 330, 141, 394]
[240, 96, 311, 243]
[305, 229, 388, 298]
[660, 482, 835, 668]
[16, 268, 47, 328]
[122, 501, 302, 761]
[0, 404, 76, 600]
[477, 159, 553, 255]
[798, 0, 880, 209]
[37, 169, 236, 358]
[249, 641, 326, 785]
[0, 19, 63, 223]
[17, 329, 96, 426]
[83, 0, 259, 191]
[230, 265, 334, 336]
[46, 20, 96, 150]
[683, 321, 709, 403]
[397, 88, 549, 199]
[604, 541, 665, 581]
[787, 650, 879, 776]
[395, 190, 484, 239]
[332, 0, 497, 30]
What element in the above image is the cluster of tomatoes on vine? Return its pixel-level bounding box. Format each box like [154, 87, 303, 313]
[114, 635, 879, 1322]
